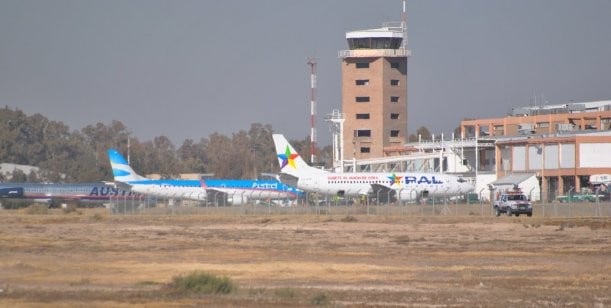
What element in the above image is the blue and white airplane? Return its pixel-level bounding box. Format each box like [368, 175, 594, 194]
[272, 134, 474, 202]
[107, 149, 301, 203]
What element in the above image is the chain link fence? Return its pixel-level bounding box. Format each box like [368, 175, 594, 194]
[107, 192, 611, 218]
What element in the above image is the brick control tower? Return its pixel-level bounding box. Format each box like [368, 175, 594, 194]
[339, 23, 410, 161]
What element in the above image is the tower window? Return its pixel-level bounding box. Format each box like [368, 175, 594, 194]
[360, 147, 371, 153]
[390, 62, 400, 69]
[390, 96, 400, 103]
[356, 113, 370, 119]
[356, 96, 370, 103]
[390, 130, 400, 137]
[390, 79, 400, 86]
[355, 79, 370, 86]
[356, 62, 370, 69]
[390, 113, 400, 119]
[355, 129, 371, 137]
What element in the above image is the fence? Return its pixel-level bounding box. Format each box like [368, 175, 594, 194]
[108, 193, 611, 218]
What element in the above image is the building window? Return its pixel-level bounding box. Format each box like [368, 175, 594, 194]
[356, 62, 370, 69]
[360, 147, 371, 153]
[356, 113, 370, 119]
[390, 79, 399, 86]
[390, 113, 400, 119]
[355, 79, 370, 86]
[390, 130, 400, 137]
[390, 96, 399, 103]
[390, 62, 400, 69]
[355, 129, 371, 137]
[356, 96, 370, 103]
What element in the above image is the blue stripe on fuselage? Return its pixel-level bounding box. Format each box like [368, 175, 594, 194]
[123, 178, 302, 195]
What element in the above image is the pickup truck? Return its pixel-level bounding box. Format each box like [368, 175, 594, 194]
[493, 191, 533, 217]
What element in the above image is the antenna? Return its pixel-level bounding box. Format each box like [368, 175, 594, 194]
[402, 0, 408, 50]
[307, 58, 317, 163]
[127, 135, 131, 164]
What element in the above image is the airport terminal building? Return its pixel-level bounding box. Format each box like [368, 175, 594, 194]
[340, 100, 611, 202]
[461, 100, 611, 201]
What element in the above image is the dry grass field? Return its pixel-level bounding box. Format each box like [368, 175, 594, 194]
[0, 207, 609, 307]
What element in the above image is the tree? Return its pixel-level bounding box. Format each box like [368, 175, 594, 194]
[204, 133, 232, 178]
[408, 126, 432, 142]
[178, 139, 207, 173]
[10, 169, 27, 182]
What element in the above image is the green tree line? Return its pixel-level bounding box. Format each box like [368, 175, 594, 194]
[0, 107, 332, 182]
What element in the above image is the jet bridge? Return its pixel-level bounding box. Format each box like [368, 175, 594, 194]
[339, 138, 496, 175]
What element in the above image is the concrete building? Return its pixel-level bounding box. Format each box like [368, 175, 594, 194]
[339, 24, 409, 160]
[461, 100, 611, 138]
[460, 100, 611, 202]
[494, 131, 611, 202]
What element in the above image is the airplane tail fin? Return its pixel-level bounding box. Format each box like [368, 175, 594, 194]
[107, 149, 148, 182]
[272, 134, 327, 178]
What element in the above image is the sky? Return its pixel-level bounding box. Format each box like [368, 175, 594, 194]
[1, 0, 610, 146]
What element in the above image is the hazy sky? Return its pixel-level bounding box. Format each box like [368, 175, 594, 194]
[1, 0, 610, 146]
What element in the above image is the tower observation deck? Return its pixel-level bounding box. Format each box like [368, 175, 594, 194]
[339, 26, 411, 58]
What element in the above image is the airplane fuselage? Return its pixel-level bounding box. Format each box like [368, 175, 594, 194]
[295, 172, 473, 201]
[125, 179, 302, 201]
[0, 182, 140, 203]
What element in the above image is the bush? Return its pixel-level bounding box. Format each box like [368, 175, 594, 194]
[62, 204, 78, 214]
[169, 271, 236, 295]
[274, 288, 296, 300]
[340, 215, 358, 222]
[310, 292, 330, 306]
[26, 204, 49, 215]
[0, 199, 32, 209]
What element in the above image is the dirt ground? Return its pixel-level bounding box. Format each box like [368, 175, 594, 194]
[0, 208, 609, 307]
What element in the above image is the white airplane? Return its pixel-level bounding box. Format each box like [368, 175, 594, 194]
[272, 134, 474, 202]
[107, 149, 302, 203]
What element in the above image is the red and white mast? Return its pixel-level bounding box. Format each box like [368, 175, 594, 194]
[307, 58, 317, 163]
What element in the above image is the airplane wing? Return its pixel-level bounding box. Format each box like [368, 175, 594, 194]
[109, 181, 133, 191]
[370, 184, 397, 203]
[278, 174, 299, 188]
[204, 187, 227, 202]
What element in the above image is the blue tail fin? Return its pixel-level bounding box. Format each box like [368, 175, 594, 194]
[107, 149, 147, 182]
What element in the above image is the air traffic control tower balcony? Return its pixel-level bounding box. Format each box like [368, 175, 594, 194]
[338, 26, 411, 58]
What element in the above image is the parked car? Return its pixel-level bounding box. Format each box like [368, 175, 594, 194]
[493, 190, 532, 217]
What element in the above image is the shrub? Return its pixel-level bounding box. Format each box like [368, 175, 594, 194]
[0, 199, 31, 209]
[62, 204, 78, 214]
[274, 288, 296, 300]
[340, 215, 357, 222]
[310, 292, 330, 306]
[169, 271, 236, 295]
[26, 204, 49, 215]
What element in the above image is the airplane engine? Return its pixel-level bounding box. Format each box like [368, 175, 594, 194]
[228, 195, 249, 205]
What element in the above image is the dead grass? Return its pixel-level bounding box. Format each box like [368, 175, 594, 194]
[0, 209, 609, 306]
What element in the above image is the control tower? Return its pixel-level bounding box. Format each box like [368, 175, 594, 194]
[339, 24, 410, 161]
